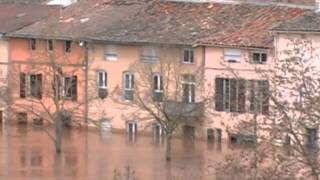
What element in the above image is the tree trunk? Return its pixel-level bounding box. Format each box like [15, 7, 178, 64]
[54, 114, 63, 154]
[165, 134, 172, 161]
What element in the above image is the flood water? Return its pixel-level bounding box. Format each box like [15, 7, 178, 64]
[0, 124, 235, 180]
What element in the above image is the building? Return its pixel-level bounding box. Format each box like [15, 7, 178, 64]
[0, 4, 58, 127]
[4, 0, 314, 141]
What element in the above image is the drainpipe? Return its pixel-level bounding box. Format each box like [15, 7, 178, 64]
[84, 41, 89, 125]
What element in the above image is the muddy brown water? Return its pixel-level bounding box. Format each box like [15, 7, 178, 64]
[0, 124, 235, 180]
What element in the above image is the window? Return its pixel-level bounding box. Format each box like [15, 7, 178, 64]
[182, 74, 195, 103]
[47, 39, 53, 51]
[207, 128, 215, 141]
[224, 49, 241, 63]
[19, 73, 42, 99]
[64, 41, 71, 53]
[105, 45, 118, 61]
[63, 76, 77, 101]
[17, 112, 27, 124]
[248, 80, 269, 115]
[153, 123, 162, 137]
[306, 128, 318, 148]
[126, 121, 137, 135]
[141, 46, 159, 63]
[251, 51, 267, 64]
[97, 71, 107, 88]
[29, 39, 36, 50]
[123, 72, 134, 100]
[182, 48, 194, 64]
[215, 78, 246, 113]
[153, 74, 163, 102]
[97, 71, 107, 99]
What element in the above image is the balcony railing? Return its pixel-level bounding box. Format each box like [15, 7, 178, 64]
[163, 100, 204, 120]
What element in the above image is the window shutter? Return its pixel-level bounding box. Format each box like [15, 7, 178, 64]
[238, 79, 246, 113]
[191, 84, 195, 103]
[20, 73, 26, 98]
[71, 76, 77, 101]
[215, 78, 224, 111]
[36, 74, 42, 99]
[230, 79, 237, 112]
[182, 84, 188, 103]
[262, 81, 269, 115]
[131, 74, 134, 89]
[53, 75, 61, 100]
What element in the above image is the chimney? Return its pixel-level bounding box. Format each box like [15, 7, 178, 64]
[316, 0, 320, 12]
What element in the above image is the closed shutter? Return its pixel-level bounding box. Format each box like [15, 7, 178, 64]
[36, 74, 42, 99]
[230, 79, 237, 112]
[215, 78, 224, 111]
[53, 75, 61, 100]
[238, 79, 246, 113]
[261, 81, 269, 115]
[20, 73, 26, 98]
[71, 76, 77, 101]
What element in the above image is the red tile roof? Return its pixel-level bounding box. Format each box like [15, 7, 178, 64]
[7, 0, 307, 48]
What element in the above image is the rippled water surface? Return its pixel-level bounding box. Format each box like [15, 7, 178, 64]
[0, 124, 235, 180]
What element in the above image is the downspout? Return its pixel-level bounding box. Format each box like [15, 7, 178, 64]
[84, 41, 89, 124]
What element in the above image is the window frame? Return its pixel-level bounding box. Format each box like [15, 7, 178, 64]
[182, 74, 196, 103]
[97, 71, 107, 89]
[123, 72, 134, 91]
[153, 73, 163, 93]
[29, 39, 36, 51]
[182, 48, 194, 64]
[251, 51, 267, 64]
[63, 75, 77, 101]
[47, 39, 54, 51]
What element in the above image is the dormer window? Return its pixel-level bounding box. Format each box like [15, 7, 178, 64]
[224, 49, 241, 63]
[251, 51, 267, 64]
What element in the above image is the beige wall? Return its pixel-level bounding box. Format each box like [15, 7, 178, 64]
[88, 43, 204, 135]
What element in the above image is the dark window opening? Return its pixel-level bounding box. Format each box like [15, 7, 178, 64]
[183, 125, 195, 141]
[33, 118, 43, 126]
[127, 121, 137, 135]
[216, 129, 222, 142]
[306, 128, 318, 149]
[47, 40, 53, 51]
[30, 39, 36, 50]
[207, 128, 215, 141]
[64, 41, 71, 53]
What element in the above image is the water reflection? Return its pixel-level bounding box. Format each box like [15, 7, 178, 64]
[0, 125, 234, 180]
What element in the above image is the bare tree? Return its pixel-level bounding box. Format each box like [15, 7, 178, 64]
[111, 46, 205, 161]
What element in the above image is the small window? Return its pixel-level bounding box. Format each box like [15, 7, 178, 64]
[105, 45, 118, 61]
[251, 51, 267, 64]
[224, 49, 241, 63]
[47, 40, 53, 51]
[306, 128, 318, 148]
[64, 41, 71, 53]
[29, 39, 36, 51]
[141, 46, 159, 63]
[97, 71, 107, 89]
[63, 76, 77, 101]
[182, 48, 194, 64]
[153, 74, 163, 102]
[153, 123, 162, 137]
[126, 121, 137, 135]
[123, 72, 134, 100]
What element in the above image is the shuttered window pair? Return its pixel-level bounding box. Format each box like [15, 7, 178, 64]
[215, 78, 269, 115]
